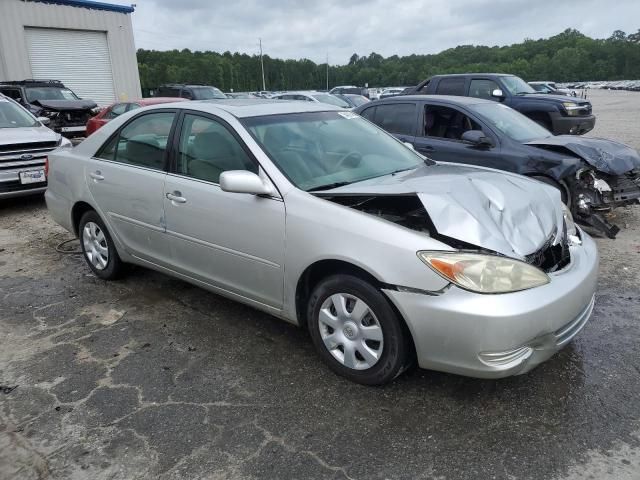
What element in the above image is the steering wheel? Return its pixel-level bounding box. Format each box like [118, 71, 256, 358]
[335, 151, 363, 170]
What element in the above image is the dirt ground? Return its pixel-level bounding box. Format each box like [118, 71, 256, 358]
[1, 90, 639, 480]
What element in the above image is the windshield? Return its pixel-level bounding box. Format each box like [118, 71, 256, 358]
[311, 94, 350, 108]
[191, 87, 227, 100]
[0, 100, 39, 128]
[502, 76, 536, 95]
[26, 87, 80, 103]
[469, 103, 551, 142]
[242, 111, 425, 191]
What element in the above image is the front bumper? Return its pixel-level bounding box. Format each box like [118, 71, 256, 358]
[384, 231, 599, 378]
[550, 112, 595, 135]
[0, 167, 47, 199]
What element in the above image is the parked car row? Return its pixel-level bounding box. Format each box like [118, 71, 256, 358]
[559, 80, 640, 91]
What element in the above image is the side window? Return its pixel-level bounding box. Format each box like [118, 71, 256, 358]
[371, 103, 415, 135]
[1, 88, 22, 101]
[104, 103, 128, 119]
[96, 112, 175, 169]
[469, 79, 500, 100]
[435, 78, 466, 96]
[359, 106, 376, 122]
[177, 114, 258, 184]
[423, 105, 481, 141]
[180, 89, 194, 100]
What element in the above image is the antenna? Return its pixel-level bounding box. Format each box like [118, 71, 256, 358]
[259, 38, 266, 91]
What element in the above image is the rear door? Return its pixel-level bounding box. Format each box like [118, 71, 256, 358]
[86, 110, 177, 263]
[163, 112, 286, 308]
[358, 102, 417, 144]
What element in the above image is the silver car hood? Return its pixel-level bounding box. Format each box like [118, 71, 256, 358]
[0, 125, 59, 146]
[322, 163, 564, 258]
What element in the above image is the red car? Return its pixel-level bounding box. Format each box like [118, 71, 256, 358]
[85, 97, 185, 135]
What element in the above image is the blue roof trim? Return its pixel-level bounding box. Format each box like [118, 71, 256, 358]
[31, 0, 135, 13]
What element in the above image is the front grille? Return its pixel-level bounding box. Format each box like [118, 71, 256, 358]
[0, 141, 58, 153]
[525, 229, 571, 273]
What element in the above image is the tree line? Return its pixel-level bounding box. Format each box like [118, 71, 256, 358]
[137, 28, 640, 93]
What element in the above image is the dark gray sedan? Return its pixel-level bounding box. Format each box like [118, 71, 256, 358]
[355, 95, 640, 238]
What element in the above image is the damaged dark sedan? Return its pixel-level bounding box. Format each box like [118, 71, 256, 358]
[46, 100, 598, 385]
[356, 95, 640, 238]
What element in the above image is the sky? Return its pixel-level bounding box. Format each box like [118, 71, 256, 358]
[111, 0, 640, 64]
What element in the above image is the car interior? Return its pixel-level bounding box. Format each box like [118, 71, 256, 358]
[424, 105, 481, 140]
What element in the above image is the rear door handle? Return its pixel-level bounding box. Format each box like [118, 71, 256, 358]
[166, 191, 187, 204]
[89, 171, 104, 181]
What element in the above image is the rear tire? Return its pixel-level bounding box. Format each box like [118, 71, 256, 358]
[307, 274, 409, 385]
[78, 210, 124, 280]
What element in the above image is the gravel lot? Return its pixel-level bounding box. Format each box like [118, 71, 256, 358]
[1, 90, 639, 480]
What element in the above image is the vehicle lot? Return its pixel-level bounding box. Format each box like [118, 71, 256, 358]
[1, 89, 639, 480]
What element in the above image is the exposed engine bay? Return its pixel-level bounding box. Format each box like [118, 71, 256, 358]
[323, 193, 571, 274]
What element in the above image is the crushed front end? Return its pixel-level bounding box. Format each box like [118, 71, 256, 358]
[572, 168, 640, 238]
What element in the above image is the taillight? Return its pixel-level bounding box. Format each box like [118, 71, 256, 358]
[45, 156, 49, 177]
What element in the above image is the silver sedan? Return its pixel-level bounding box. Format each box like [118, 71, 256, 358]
[45, 100, 598, 385]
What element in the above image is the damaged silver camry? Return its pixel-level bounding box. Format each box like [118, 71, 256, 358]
[46, 101, 599, 385]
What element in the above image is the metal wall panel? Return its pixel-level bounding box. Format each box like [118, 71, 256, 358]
[0, 0, 141, 104]
[26, 28, 116, 104]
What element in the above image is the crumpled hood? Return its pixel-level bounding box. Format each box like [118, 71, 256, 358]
[526, 136, 640, 175]
[0, 125, 59, 147]
[324, 163, 564, 258]
[33, 99, 97, 111]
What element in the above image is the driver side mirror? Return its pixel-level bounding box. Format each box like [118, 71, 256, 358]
[461, 130, 493, 147]
[219, 170, 276, 196]
[491, 88, 504, 98]
[37, 116, 50, 126]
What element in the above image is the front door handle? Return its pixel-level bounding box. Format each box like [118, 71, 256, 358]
[89, 170, 104, 181]
[166, 191, 187, 204]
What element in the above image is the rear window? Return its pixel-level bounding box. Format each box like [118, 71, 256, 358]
[435, 78, 466, 96]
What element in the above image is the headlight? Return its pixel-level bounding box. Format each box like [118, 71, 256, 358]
[417, 251, 550, 294]
[562, 102, 584, 116]
[57, 136, 73, 149]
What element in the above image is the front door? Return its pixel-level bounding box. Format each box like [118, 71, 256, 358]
[163, 113, 286, 308]
[86, 110, 176, 263]
[413, 103, 507, 168]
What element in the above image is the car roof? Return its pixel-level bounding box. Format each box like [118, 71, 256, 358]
[144, 98, 342, 118]
[430, 73, 511, 78]
[137, 97, 186, 106]
[372, 94, 498, 106]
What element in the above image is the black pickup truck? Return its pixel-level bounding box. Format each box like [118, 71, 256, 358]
[404, 74, 595, 135]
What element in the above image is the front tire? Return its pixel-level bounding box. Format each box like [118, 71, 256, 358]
[307, 274, 409, 385]
[79, 210, 124, 280]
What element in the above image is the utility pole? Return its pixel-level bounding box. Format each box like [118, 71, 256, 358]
[259, 38, 266, 91]
[326, 52, 329, 91]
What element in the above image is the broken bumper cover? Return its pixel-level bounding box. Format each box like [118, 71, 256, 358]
[384, 230, 598, 379]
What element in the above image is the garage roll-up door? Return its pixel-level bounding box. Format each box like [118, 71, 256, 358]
[25, 28, 116, 105]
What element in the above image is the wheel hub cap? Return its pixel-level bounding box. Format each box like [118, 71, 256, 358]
[318, 293, 384, 370]
[82, 221, 109, 271]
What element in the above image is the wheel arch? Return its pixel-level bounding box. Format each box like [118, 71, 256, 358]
[71, 201, 97, 237]
[294, 259, 417, 358]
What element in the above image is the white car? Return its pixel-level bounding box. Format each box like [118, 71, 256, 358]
[0, 94, 71, 198]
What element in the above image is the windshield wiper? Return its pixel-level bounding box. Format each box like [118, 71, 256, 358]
[307, 181, 353, 192]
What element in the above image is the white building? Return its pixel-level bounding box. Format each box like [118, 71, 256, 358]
[0, 0, 141, 105]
